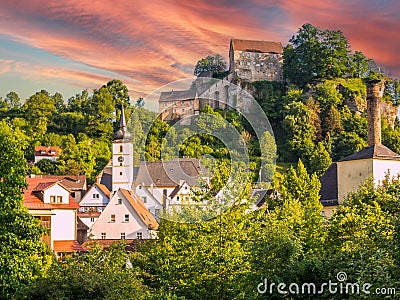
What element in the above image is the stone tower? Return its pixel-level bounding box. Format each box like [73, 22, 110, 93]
[112, 105, 134, 192]
[367, 79, 385, 146]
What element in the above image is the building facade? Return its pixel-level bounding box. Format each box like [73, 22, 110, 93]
[229, 39, 283, 82]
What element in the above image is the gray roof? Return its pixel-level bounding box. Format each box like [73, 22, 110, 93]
[319, 163, 338, 206]
[134, 158, 203, 187]
[340, 144, 400, 161]
[99, 164, 112, 191]
[159, 89, 197, 102]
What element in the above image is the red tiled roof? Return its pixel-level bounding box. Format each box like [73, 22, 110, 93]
[120, 189, 159, 230]
[231, 39, 283, 54]
[32, 182, 57, 192]
[27, 175, 87, 190]
[24, 177, 80, 210]
[95, 183, 110, 198]
[53, 240, 84, 253]
[34, 146, 61, 157]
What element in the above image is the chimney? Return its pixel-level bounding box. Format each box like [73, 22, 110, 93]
[366, 79, 385, 146]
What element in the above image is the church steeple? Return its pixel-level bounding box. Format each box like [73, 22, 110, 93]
[113, 105, 132, 142]
[112, 105, 134, 192]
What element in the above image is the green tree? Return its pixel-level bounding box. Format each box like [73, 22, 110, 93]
[35, 159, 59, 175]
[332, 132, 367, 161]
[323, 105, 343, 136]
[283, 23, 350, 86]
[143, 205, 252, 300]
[85, 86, 114, 139]
[309, 142, 332, 176]
[324, 180, 398, 296]
[23, 90, 56, 135]
[259, 131, 277, 182]
[0, 120, 52, 298]
[348, 51, 369, 78]
[282, 101, 316, 162]
[194, 54, 227, 77]
[22, 242, 150, 299]
[245, 161, 324, 298]
[315, 80, 343, 111]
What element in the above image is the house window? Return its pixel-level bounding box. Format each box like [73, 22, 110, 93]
[71, 192, 76, 198]
[117, 198, 122, 205]
[142, 197, 147, 203]
[322, 211, 326, 217]
[119, 145, 123, 152]
[119, 172, 123, 176]
[177, 196, 179, 200]
[110, 214, 115, 223]
[155, 209, 160, 217]
[93, 193, 99, 199]
[56, 196, 62, 203]
[120, 232, 126, 239]
[90, 217, 95, 222]
[182, 109, 185, 112]
[137, 232, 143, 239]
[124, 214, 129, 222]
[101, 232, 106, 239]
[50, 195, 56, 203]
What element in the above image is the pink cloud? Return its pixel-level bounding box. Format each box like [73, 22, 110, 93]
[0, 0, 399, 101]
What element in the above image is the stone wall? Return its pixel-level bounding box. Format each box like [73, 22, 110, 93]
[233, 50, 283, 82]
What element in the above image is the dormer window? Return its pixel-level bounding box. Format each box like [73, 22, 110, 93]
[40, 150, 46, 154]
[50, 196, 56, 203]
[57, 196, 62, 203]
[50, 150, 56, 154]
[93, 193, 99, 199]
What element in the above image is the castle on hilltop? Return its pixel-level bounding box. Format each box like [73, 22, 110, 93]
[159, 38, 284, 121]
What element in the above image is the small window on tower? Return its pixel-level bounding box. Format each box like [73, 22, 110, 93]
[119, 145, 123, 152]
[119, 172, 123, 176]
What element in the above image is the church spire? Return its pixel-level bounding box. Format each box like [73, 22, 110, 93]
[113, 105, 132, 142]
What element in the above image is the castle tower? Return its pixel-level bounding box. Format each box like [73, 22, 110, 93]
[112, 105, 134, 192]
[367, 79, 385, 146]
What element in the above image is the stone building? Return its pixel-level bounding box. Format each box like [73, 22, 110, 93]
[158, 88, 199, 121]
[229, 39, 283, 82]
[320, 80, 400, 218]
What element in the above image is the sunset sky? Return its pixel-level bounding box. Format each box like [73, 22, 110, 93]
[0, 0, 399, 108]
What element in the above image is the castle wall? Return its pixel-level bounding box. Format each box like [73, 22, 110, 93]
[233, 50, 283, 82]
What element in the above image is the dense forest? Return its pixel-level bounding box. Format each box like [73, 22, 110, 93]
[1, 23, 400, 299]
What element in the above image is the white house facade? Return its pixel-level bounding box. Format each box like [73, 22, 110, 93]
[78, 182, 111, 228]
[89, 188, 158, 240]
